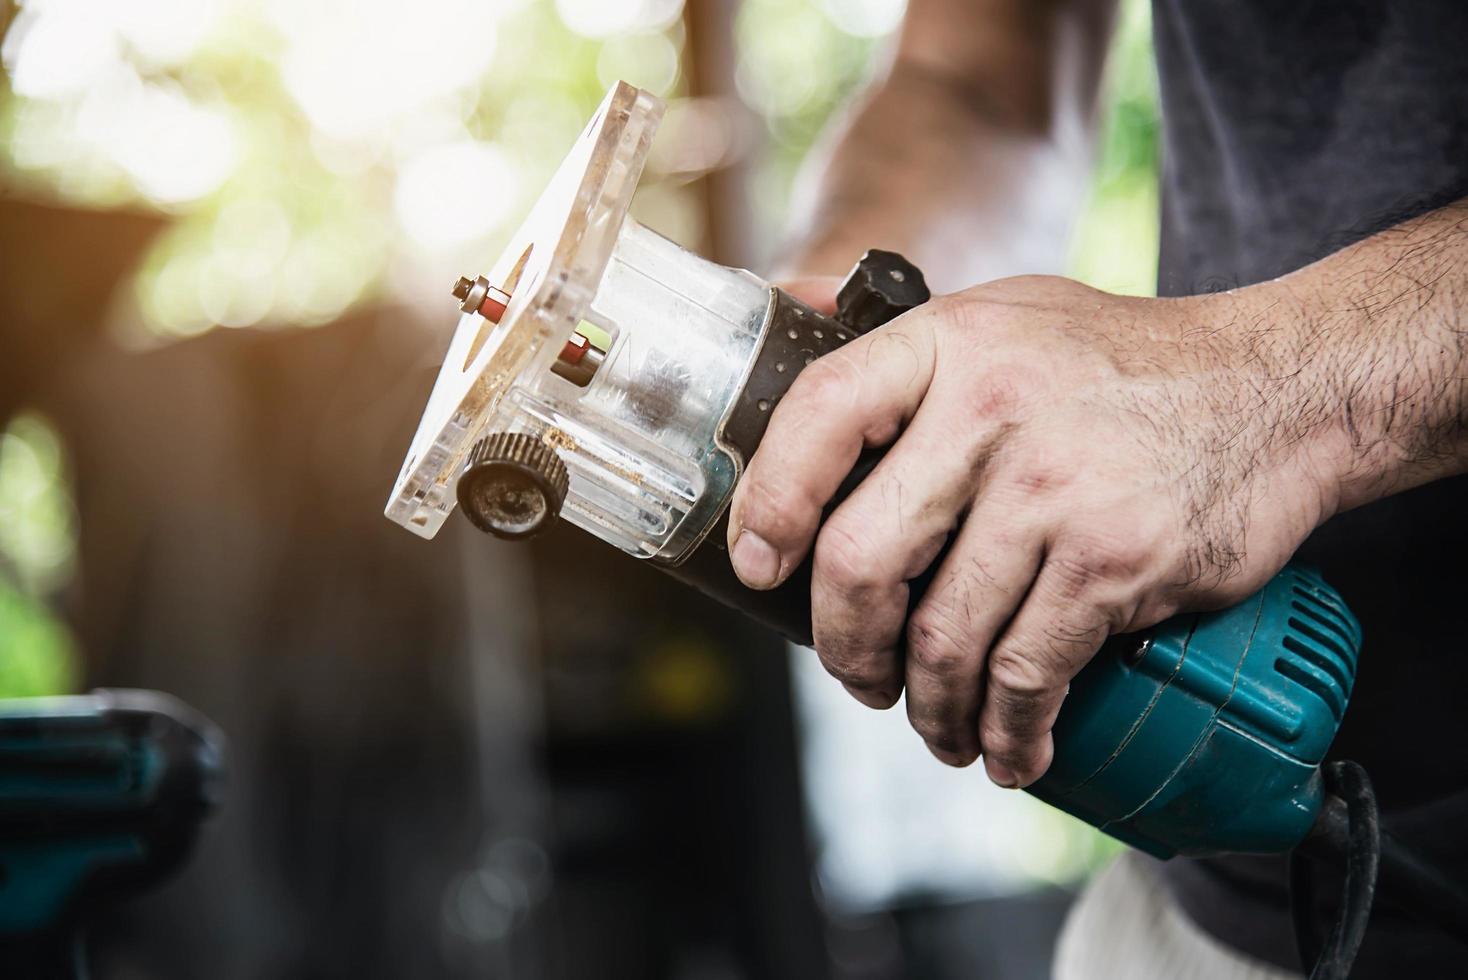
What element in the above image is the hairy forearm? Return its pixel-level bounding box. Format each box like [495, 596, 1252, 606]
[1239, 199, 1468, 516]
[778, 0, 1115, 292]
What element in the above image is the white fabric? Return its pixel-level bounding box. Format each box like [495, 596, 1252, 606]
[1054, 854, 1302, 980]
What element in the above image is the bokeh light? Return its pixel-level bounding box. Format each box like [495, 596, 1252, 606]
[555, 0, 683, 40]
[394, 140, 521, 250]
[817, 0, 907, 39]
[596, 30, 681, 96]
[0, 413, 75, 596]
[268, 0, 504, 141]
[112, 81, 237, 204]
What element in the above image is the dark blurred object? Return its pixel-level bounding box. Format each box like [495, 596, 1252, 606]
[0, 689, 222, 979]
[893, 892, 1073, 980]
[531, 524, 827, 979]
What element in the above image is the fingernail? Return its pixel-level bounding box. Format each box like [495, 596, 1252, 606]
[926, 743, 973, 768]
[731, 530, 780, 589]
[843, 683, 899, 710]
[985, 758, 1020, 789]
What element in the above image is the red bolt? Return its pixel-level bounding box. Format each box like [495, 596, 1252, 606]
[451, 275, 512, 323]
[559, 332, 591, 365]
[478, 286, 510, 324]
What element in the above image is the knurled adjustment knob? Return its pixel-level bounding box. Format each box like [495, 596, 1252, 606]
[457, 432, 570, 539]
[835, 249, 930, 334]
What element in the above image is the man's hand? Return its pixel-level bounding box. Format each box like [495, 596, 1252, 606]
[727, 274, 1348, 787]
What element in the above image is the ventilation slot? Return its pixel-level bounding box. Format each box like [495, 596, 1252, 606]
[1289, 599, 1355, 650]
[1275, 656, 1345, 720]
[1285, 617, 1355, 680]
[1282, 633, 1352, 693]
[1291, 585, 1361, 644]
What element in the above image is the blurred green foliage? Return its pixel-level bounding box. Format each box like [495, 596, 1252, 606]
[0, 413, 78, 697]
[0, 580, 76, 697]
[736, 0, 892, 227]
[0, 0, 698, 337]
[1069, 0, 1160, 296]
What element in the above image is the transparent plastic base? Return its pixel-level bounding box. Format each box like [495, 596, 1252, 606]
[386, 81, 663, 541]
[386, 82, 773, 562]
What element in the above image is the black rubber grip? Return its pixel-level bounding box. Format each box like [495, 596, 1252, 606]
[661, 255, 931, 645]
[720, 290, 863, 455]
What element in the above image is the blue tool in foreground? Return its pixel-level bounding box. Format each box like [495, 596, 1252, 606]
[387, 82, 1468, 977]
[0, 689, 223, 978]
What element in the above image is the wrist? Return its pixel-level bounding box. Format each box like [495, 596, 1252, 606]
[1242, 264, 1468, 518]
[1181, 283, 1351, 530]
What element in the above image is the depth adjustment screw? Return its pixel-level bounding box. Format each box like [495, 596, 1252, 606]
[457, 432, 569, 540]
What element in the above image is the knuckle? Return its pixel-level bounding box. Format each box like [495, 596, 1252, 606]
[1052, 535, 1150, 593]
[789, 356, 859, 411]
[1009, 469, 1056, 498]
[738, 476, 808, 543]
[1046, 554, 1099, 599]
[946, 293, 1007, 333]
[1128, 594, 1179, 633]
[1004, 454, 1074, 498]
[813, 521, 883, 593]
[906, 606, 974, 678]
[987, 646, 1055, 700]
[959, 371, 1030, 422]
[1046, 616, 1109, 656]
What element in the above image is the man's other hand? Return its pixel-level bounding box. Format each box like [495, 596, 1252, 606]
[729, 275, 1339, 788]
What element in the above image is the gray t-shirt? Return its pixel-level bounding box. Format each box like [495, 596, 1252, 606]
[1151, 1, 1468, 973]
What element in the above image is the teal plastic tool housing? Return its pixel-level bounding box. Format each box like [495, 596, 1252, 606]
[0, 690, 221, 936]
[1029, 565, 1361, 858]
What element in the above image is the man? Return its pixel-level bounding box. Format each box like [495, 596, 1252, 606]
[728, 0, 1468, 976]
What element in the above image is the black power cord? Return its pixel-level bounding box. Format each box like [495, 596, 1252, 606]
[1291, 761, 1380, 979]
[1293, 760, 1468, 977]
